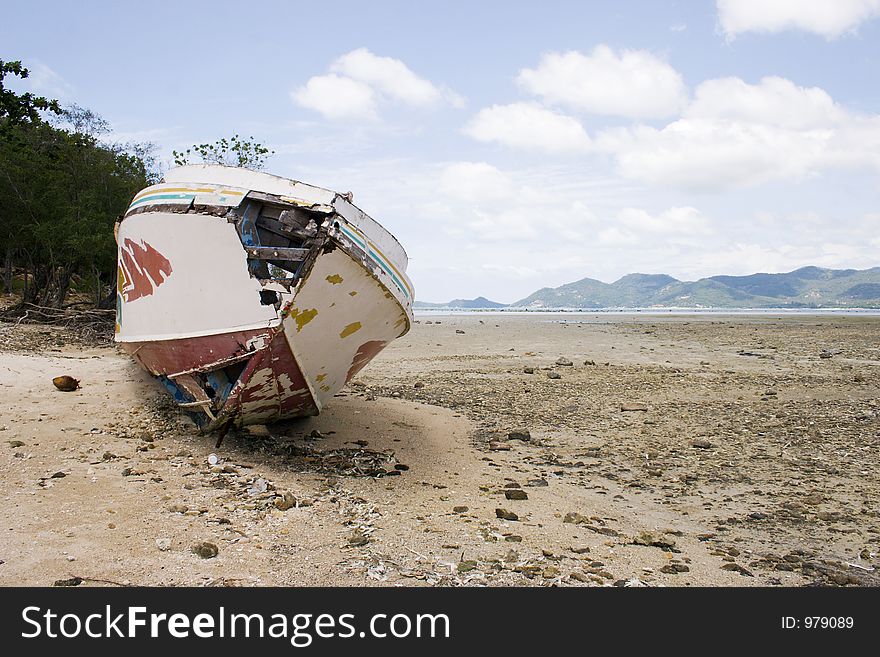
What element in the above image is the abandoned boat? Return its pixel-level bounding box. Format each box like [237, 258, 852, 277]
[115, 165, 413, 432]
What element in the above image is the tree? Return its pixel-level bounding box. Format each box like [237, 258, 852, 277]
[0, 104, 154, 306]
[0, 60, 61, 129]
[172, 134, 273, 170]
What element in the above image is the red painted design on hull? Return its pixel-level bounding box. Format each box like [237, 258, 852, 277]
[119, 238, 172, 302]
[346, 340, 388, 382]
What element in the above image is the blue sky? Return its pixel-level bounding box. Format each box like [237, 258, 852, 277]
[3, 0, 880, 302]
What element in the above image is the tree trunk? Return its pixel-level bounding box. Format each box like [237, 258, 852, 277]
[3, 247, 11, 295]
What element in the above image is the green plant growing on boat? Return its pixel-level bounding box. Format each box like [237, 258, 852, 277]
[172, 134, 273, 170]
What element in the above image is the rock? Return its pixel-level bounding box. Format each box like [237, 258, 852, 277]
[507, 429, 531, 442]
[168, 504, 188, 514]
[53, 577, 83, 587]
[191, 542, 218, 559]
[555, 357, 573, 366]
[563, 512, 588, 524]
[453, 506, 469, 513]
[8, 440, 25, 448]
[348, 530, 369, 547]
[504, 489, 528, 500]
[691, 438, 713, 449]
[495, 508, 519, 521]
[819, 350, 833, 359]
[570, 546, 591, 554]
[247, 478, 268, 496]
[569, 571, 591, 582]
[155, 538, 172, 551]
[526, 478, 548, 487]
[660, 563, 690, 574]
[631, 531, 676, 550]
[488, 441, 510, 451]
[523, 367, 535, 374]
[547, 371, 562, 379]
[504, 535, 523, 542]
[542, 566, 561, 579]
[721, 563, 754, 577]
[583, 360, 596, 366]
[274, 492, 297, 511]
[52, 376, 80, 392]
[414, 382, 424, 388]
[457, 560, 477, 573]
[620, 403, 648, 412]
[455, 329, 466, 334]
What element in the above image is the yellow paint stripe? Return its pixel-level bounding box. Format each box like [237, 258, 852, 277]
[366, 237, 413, 297]
[132, 185, 245, 202]
[341, 221, 414, 298]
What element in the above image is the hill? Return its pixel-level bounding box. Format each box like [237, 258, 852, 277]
[511, 266, 880, 308]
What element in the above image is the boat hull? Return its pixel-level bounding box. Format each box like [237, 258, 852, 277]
[115, 165, 413, 429]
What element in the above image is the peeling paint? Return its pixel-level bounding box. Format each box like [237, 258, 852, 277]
[346, 340, 387, 382]
[326, 274, 344, 284]
[339, 321, 362, 338]
[290, 307, 319, 332]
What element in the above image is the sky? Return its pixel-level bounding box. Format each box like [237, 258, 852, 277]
[3, 0, 880, 303]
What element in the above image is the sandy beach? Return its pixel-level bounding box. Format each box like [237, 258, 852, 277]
[0, 313, 878, 587]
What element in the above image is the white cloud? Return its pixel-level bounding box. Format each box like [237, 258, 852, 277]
[597, 76, 880, 191]
[18, 62, 73, 100]
[331, 48, 463, 108]
[686, 76, 846, 129]
[291, 74, 377, 121]
[438, 162, 515, 202]
[516, 46, 688, 119]
[717, 0, 880, 39]
[463, 102, 591, 153]
[619, 206, 710, 235]
[292, 48, 462, 120]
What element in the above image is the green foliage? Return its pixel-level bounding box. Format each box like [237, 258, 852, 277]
[0, 97, 153, 306]
[172, 134, 273, 170]
[0, 60, 61, 130]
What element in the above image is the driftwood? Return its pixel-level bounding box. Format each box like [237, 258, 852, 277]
[0, 302, 115, 345]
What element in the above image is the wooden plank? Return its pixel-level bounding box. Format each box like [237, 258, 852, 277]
[245, 246, 310, 261]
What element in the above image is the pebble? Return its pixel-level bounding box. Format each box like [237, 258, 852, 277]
[547, 371, 562, 380]
[191, 542, 219, 559]
[555, 357, 573, 366]
[274, 492, 297, 511]
[507, 429, 531, 442]
[156, 538, 172, 551]
[660, 563, 689, 574]
[496, 508, 519, 521]
[504, 489, 528, 500]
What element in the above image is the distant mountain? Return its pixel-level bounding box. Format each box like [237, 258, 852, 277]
[512, 266, 880, 308]
[414, 296, 508, 309]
